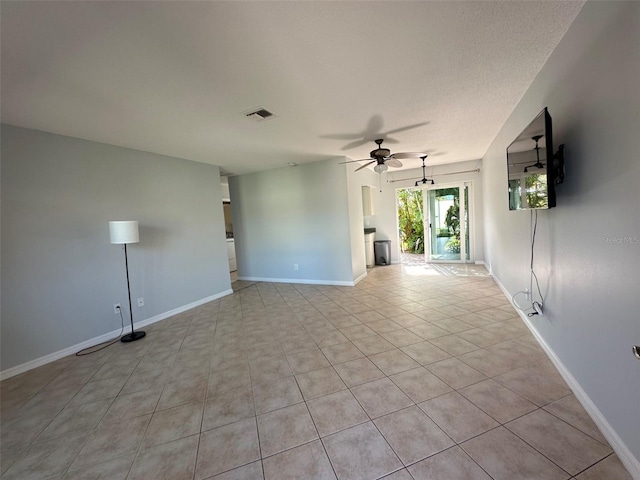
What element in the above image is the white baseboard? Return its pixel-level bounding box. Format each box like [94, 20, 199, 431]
[0, 289, 233, 382]
[474, 260, 486, 265]
[491, 274, 640, 479]
[237, 276, 357, 287]
[353, 271, 368, 286]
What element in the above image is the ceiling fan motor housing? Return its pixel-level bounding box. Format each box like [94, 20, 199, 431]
[371, 147, 391, 158]
[370, 138, 390, 159]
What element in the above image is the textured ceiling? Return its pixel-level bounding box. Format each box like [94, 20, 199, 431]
[1, 1, 584, 175]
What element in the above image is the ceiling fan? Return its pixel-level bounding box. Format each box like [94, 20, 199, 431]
[340, 139, 427, 173]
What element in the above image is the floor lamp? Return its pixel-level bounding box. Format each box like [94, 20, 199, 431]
[109, 221, 146, 342]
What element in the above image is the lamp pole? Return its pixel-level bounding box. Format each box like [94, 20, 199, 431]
[120, 242, 145, 343]
[109, 221, 146, 343]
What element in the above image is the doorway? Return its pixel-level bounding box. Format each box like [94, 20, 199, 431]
[425, 183, 472, 262]
[397, 182, 473, 264]
[397, 188, 426, 265]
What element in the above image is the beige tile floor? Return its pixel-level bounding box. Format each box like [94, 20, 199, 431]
[0, 264, 633, 480]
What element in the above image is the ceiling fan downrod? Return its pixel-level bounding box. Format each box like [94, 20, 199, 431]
[415, 155, 434, 186]
[524, 135, 545, 173]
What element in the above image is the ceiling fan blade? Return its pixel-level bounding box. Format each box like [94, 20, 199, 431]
[383, 121, 430, 136]
[386, 158, 403, 168]
[391, 152, 429, 159]
[338, 158, 373, 164]
[354, 160, 376, 172]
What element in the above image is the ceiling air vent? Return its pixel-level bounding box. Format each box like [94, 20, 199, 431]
[243, 107, 277, 121]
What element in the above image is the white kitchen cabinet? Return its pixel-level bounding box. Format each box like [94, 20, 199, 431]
[362, 186, 375, 216]
[364, 232, 375, 267]
[226, 239, 237, 272]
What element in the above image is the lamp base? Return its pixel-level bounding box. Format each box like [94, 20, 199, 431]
[121, 331, 146, 343]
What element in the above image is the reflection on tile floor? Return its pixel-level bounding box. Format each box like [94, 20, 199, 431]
[0, 264, 632, 479]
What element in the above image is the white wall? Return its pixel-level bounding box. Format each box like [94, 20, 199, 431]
[482, 1, 640, 472]
[1, 125, 231, 372]
[229, 158, 357, 284]
[362, 160, 483, 264]
[346, 165, 367, 282]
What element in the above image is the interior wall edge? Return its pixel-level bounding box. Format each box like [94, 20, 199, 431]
[353, 270, 368, 286]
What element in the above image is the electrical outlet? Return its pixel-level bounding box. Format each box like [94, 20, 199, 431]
[113, 303, 121, 314]
[293, 263, 299, 271]
[524, 288, 530, 299]
[137, 297, 144, 307]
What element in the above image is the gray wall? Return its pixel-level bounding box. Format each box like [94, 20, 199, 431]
[229, 158, 356, 284]
[482, 1, 640, 466]
[363, 160, 484, 264]
[1, 125, 231, 371]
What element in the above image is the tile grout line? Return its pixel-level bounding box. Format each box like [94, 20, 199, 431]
[48, 340, 151, 478]
[1, 266, 626, 480]
[125, 312, 193, 479]
[192, 305, 219, 480]
[501, 411, 613, 478]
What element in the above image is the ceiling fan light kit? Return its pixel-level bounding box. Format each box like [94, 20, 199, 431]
[374, 163, 388, 174]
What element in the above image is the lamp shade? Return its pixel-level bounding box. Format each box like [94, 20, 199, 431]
[109, 221, 139, 244]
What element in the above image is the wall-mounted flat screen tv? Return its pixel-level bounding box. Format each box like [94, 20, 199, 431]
[507, 108, 563, 210]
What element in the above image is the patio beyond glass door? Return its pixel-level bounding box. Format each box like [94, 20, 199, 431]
[424, 183, 472, 263]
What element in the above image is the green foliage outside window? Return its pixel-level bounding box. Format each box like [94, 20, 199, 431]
[509, 174, 548, 209]
[397, 187, 463, 255]
[444, 195, 461, 253]
[427, 187, 461, 254]
[526, 174, 548, 208]
[445, 236, 461, 253]
[397, 189, 424, 253]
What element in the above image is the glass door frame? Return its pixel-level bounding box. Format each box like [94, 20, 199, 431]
[423, 181, 474, 264]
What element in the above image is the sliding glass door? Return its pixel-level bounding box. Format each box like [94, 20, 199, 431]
[424, 183, 472, 263]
